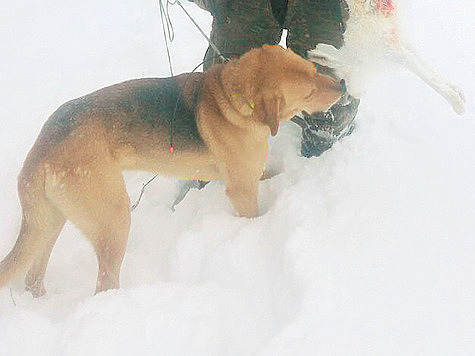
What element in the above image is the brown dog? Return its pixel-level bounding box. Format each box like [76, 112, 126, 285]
[0, 45, 343, 296]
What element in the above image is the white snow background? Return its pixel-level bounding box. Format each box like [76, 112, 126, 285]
[0, 1, 474, 355]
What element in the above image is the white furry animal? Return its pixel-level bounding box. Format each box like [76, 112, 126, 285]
[308, 0, 466, 115]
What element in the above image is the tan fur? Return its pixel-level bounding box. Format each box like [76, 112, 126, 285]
[0, 45, 343, 296]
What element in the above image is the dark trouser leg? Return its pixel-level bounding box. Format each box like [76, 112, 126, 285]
[203, 0, 282, 70]
[286, 0, 345, 56]
[286, 0, 359, 157]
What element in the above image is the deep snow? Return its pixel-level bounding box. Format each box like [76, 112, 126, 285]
[0, 1, 474, 355]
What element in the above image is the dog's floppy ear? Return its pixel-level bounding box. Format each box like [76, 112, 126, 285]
[254, 93, 285, 136]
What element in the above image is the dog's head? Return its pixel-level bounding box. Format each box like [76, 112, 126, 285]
[247, 45, 344, 136]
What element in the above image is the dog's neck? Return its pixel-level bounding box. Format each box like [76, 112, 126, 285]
[217, 61, 256, 117]
[203, 62, 270, 137]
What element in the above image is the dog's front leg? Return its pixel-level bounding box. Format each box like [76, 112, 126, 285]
[396, 41, 466, 115]
[220, 158, 264, 218]
[225, 177, 260, 218]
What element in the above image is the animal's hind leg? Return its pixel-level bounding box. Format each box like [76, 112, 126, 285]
[24, 204, 65, 297]
[52, 165, 131, 294]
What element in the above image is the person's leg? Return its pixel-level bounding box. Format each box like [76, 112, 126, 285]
[286, 0, 359, 157]
[286, 0, 345, 56]
[203, 0, 283, 70]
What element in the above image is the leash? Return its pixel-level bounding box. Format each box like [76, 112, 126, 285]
[131, 0, 176, 211]
[159, 0, 176, 76]
[129, 61, 205, 212]
[158, 0, 177, 153]
[158, 0, 229, 153]
[174, 0, 228, 63]
[131, 1, 230, 211]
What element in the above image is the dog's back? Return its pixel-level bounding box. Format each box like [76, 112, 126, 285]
[23, 73, 206, 175]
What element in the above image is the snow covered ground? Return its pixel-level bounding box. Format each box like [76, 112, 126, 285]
[0, 1, 474, 354]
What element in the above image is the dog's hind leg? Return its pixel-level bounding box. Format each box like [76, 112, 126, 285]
[0, 174, 66, 297]
[24, 204, 66, 297]
[51, 164, 131, 294]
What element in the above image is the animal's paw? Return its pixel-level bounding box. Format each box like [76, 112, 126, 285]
[307, 44, 344, 69]
[445, 83, 466, 115]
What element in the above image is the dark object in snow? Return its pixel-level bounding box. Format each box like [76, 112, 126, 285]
[171, 179, 208, 210]
[292, 95, 359, 157]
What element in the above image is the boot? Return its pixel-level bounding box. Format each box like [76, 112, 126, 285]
[291, 96, 359, 157]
